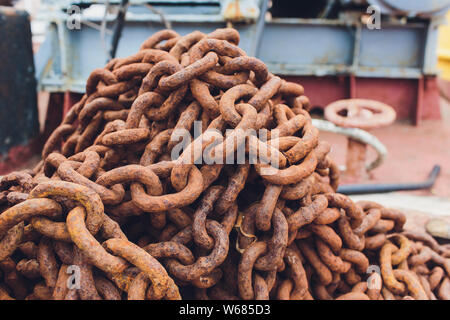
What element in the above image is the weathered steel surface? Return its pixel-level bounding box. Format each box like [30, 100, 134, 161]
[323, 99, 396, 182]
[284, 75, 441, 123]
[1, 28, 449, 300]
[368, 0, 450, 17]
[35, 1, 446, 93]
[0, 7, 39, 155]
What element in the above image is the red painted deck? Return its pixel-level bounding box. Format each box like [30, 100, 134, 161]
[285, 76, 442, 125]
[321, 97, 450, 197]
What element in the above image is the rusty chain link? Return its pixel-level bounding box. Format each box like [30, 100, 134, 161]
[0, 28, 449, 300]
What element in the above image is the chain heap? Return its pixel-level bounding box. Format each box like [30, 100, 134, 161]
[0, 28, 449, 300]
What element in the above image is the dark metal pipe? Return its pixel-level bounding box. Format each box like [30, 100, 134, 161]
[252, 0, 269, 57]
[319, 0, 336, 18]
[108, 0, 129, 61]
[337, 165, 441, 195]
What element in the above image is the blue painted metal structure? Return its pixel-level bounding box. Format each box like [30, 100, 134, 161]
[368, 0, 450, 17]
[34, 0, 449, 93]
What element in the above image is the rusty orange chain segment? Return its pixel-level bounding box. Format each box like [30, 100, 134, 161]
[0, 28, 449, 300]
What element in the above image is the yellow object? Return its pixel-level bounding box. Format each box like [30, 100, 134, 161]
[438, 10, 450, 80]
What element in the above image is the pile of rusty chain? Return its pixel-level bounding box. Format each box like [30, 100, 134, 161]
[0, 28, 449, 300]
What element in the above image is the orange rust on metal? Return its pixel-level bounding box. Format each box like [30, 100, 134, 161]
[0, 27, 446, 301]
[324, 99, 397, 181]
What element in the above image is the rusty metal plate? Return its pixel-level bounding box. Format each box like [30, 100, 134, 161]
[0, 7, 39, 155]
